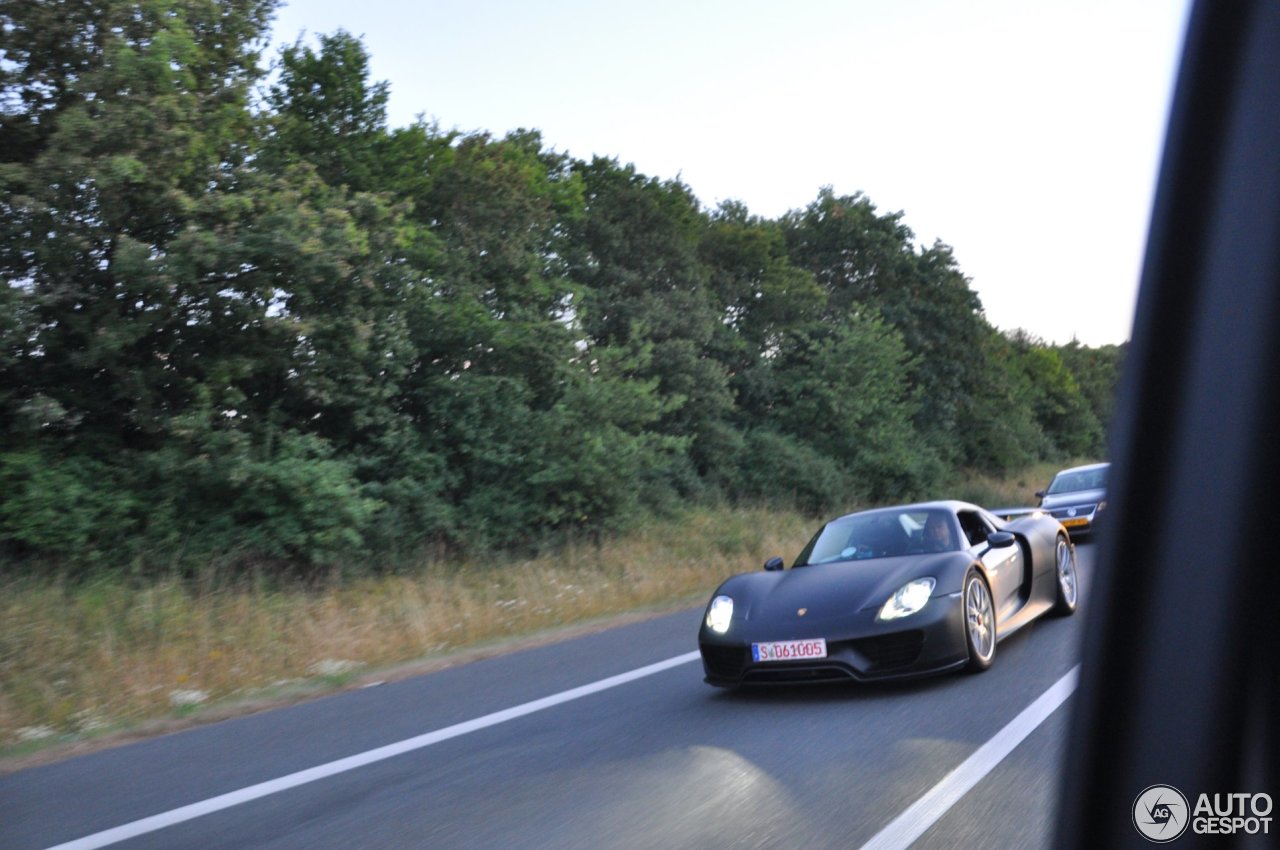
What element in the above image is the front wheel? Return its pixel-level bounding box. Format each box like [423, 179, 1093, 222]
[963, 569, 996, 672]
[1051, 534, 1078, 616]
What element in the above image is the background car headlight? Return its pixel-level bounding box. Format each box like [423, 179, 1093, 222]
[878, 577, 936, 621]
[706, 595, 734, 633]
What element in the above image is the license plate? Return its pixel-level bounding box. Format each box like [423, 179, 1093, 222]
[752, 638, 828, 662]
[1061, 517, 1089, 528]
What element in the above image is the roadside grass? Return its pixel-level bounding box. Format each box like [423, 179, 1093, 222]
[0, 461, 1093, 756]
[0, 506, 815, 754]
[949, 460, 1074, 509]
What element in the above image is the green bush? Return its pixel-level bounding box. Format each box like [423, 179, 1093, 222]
[149, 430, 383, 566]
[0, 451, 143, 566]
[715, 429, 859, 515]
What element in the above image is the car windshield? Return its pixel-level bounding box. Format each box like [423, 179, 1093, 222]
[794, 509, 960, 565]
[1046, 467, 1108, 495]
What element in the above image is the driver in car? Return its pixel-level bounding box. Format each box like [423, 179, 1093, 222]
[923, 513, 958, 552]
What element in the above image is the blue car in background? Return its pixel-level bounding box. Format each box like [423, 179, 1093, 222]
[1035, 462, 1108, 538]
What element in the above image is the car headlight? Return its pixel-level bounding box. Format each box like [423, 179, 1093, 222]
[706, 595, 734, 634]
[878, 577, 936, 621]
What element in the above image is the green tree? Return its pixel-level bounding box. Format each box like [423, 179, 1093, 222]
[566, 157, 732, 482]
[255, 36, 468, 553]
[1009, 331, 1104, 457]
[758, 318, 936, 501]
[0, 3, 406, 567]
[1056, 339, 1126, 439]
[782, 188, 1048, 470]
[952, 328, 1050, 472]
[700, 201, 824, 373]
[1, 0, 278, 458]
[261, 29, 391, 192]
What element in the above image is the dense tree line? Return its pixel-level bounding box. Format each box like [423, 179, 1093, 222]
[0, 2, 1125, 570]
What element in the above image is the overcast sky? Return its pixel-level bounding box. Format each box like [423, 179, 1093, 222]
[269, 0, 1191, 347]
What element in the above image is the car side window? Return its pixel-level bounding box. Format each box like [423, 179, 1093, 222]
[956, 511, 992, 547]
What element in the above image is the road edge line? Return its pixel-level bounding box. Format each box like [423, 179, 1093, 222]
[857, 665, 1081, 850]
[44, 651, 702, 850]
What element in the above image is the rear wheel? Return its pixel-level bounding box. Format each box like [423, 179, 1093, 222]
[963, 569, 996, 672]
[1052, 534, 1078, 616]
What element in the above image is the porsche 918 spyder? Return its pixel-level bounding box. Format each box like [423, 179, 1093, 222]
[698, 501, 1076, 686]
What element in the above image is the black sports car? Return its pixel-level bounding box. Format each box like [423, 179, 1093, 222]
[698, 501, 1077, 686]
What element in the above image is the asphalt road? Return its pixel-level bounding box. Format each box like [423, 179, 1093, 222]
[1, 544, 1095, 850]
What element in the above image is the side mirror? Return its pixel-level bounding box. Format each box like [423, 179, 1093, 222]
[1035, 490, 1046, 499]
[763, 556, 785, 571]
[987, 532, 1016, 548]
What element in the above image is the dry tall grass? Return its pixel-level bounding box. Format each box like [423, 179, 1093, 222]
[949, 460, 1075, 510]
[0, 506, 815, 751]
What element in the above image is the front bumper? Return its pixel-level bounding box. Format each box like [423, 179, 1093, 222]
[1042, 503, 1102, 537]
[698, 593, 969, 686]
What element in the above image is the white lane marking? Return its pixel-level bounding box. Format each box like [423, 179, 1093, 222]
[857, 665, 1080, 850]
[45, 651, 702, 850]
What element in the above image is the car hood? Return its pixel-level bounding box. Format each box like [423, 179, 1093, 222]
[1039, 487, 1106, 509]
[718, 553, 967, 627]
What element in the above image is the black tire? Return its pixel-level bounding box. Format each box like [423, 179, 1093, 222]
[1051, 534, 1079, 616]
[963, 568, 997, 672]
